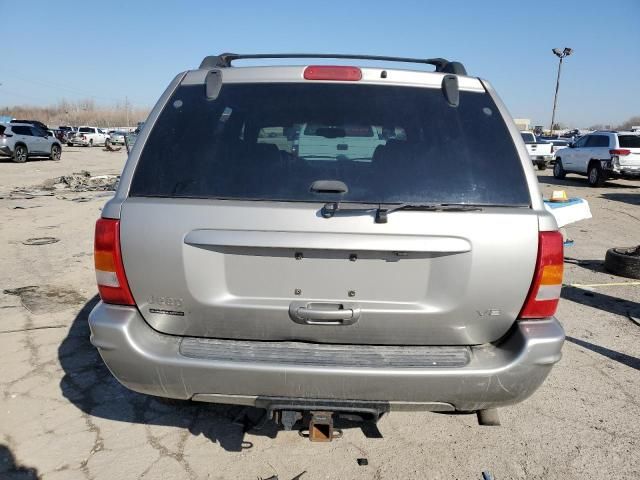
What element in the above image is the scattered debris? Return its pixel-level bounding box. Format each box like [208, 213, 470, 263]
[11, 205, 42, 209]
[43, 170, 119, 192]
[22, 237, 59, 246]
[53, 196, 92, 203]
[2, 189, 54, 200]
[2, 171, 119, 202]
[357, 458, 368, 466]
[482, 472, 495, 480]
[104, 143, 122, 152]
[3, 286, 86, 314]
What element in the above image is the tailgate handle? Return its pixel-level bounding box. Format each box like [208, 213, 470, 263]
[289, 302, 360, 326]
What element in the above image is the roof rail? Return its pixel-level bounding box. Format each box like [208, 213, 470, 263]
[198, 53, 467, 75]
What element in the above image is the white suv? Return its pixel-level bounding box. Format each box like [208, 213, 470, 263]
[553, 131, 640, 186]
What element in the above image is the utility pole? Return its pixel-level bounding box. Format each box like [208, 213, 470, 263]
[125, 96, 129, 128]
[550, 47, 573, 135]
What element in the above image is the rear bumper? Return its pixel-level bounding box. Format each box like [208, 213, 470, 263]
[600, 160, 640, 178]
[89, 302, 565, 412]
[529, 154, 553, 165]
[606, 167, 640, 178]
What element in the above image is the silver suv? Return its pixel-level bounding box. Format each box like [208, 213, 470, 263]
[0, 122, 62, 162]
[89, 54, 565, 436]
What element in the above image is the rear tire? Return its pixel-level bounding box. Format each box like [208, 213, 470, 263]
[588, 162, 605, 187]
[537, 162, 547, 171]
[105, 138, 111, 148]
[50, 144, 61, 161]
[13, 145, 27, 163]
[605, 247, 640, 279]
[88, 139, 94, 147]
[67, 142, 73, 147]
[553, 159, 566, 179]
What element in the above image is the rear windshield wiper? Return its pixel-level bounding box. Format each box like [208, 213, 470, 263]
[321, 202, 482, 223]
[375, 203, 482, 223]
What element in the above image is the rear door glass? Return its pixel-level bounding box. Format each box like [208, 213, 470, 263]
[131, 83, 531, 206]
[586, 135, 609, 147]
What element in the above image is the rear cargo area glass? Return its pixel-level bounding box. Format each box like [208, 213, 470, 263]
[131, 83, 530, 206]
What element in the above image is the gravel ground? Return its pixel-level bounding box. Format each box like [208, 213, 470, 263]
[0, 149, 638, 479]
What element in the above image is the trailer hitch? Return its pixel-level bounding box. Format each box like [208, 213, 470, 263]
[298, 411, 343, 442]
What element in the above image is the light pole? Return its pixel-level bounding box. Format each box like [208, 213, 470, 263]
[549, 47, 573, 135]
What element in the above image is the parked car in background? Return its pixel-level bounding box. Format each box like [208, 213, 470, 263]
[108, 130, 127, 145]
[0, 122, 62, 163]
[543, 139, 571, 163]
[560, 129, 581, 141]
[89, 53, 565, 435]
[67, 126, 109, 147]
[521, 131, 553, 170]
[48, 129, 65, 142]
[58, 126, 76, 142]
[553, 131, 640, 186]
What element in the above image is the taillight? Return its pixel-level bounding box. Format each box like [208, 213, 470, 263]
[609, 149, 631, 156]
[303, 65, 362, 81]
[518, 231, 564, 319]
[94, 218, 135, 306]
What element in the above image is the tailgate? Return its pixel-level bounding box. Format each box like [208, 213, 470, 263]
[120, 199, 539, 346]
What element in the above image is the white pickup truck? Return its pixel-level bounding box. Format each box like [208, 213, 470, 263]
[520, 131, 553, 170]
[67, 126, 109, 147]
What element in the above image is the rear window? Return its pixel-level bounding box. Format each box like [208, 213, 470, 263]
[79, 127, 93, 133]
[0, 125, 5, 135]
[619, 135, 640, 148]
[520, 132, 536, 144]
[131, 83, 530, 206]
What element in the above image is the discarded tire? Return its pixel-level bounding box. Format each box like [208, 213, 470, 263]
[604, 246, 640, 279]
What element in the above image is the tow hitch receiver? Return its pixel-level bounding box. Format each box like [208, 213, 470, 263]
[300, 411, 343, 442]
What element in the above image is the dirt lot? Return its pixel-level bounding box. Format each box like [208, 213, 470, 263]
[0, 148, 638, 479]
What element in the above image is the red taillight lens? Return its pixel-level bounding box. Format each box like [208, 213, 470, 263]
[94, 218, 135, 306]
[609, 149, 631, 156]
[518, 231, 564, 319]
[303, 65, 362, 81]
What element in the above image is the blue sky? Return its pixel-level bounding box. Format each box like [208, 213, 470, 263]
[1, 0, 638, 127]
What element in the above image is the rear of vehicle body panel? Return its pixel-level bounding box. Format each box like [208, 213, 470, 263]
[612, 135, 640, 174]
[121, 199, 538, 345]
[93, 62, 562, 409]
[521, 132, 553, 165]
